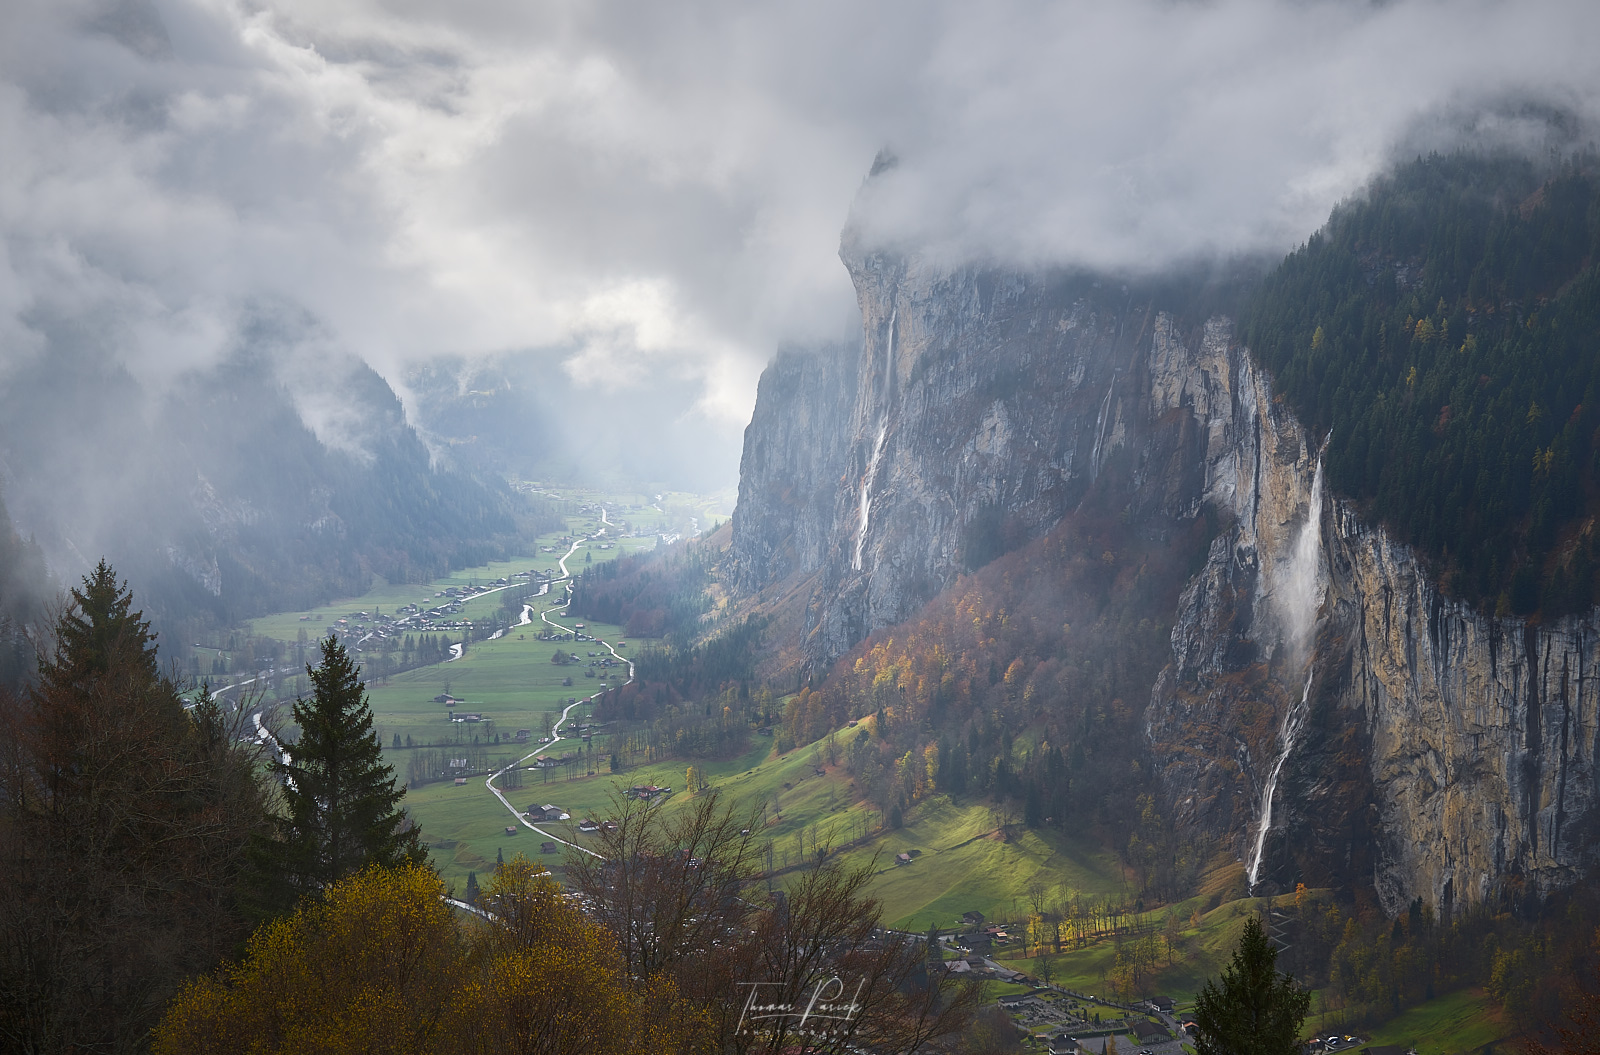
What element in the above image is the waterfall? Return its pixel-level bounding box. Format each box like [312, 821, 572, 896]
[853, 422, 888, 571]
[1089, 377, 1115, 478]
[1247, 452, 1325, 889]
[852, 306, 896, 573]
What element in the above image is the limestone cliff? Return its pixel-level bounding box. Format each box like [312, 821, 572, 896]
[728, 235, 1600, 911]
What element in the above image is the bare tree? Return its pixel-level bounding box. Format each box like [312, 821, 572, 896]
[570, 790, 977, 1054]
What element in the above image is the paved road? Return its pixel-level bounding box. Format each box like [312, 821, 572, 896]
[482, 510, 637, 859]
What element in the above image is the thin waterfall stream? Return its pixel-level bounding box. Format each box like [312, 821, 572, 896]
[1247, 452, 1326, 890]
[853, 306, 895, 572]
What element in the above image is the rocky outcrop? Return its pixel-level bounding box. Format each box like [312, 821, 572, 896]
[729, 227, 1600, 912]
[1144, 312, 1600, 913]
[730, 238, 1162, 668]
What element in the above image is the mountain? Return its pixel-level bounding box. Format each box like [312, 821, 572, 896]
[0, 337, 531, 649]
[726, 153, 1600, 915]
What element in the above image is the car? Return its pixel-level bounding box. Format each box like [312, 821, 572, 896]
[1327, 1039, 1342, 1047]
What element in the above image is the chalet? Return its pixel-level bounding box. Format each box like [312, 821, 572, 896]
[540, 841, 558, 854]
[526, 804, 570, 822]
[504, 826, 517, 835]
[626, 784, 665, 801]
[449, 712, 485, 723]
[1046, 1035, 1079, 1055]
[1130, 1020, 1169, 1044]
[895, 853, 913, 865]
[453, 777, 468, 786]
[997, 994, 1029, 1009]
[961, 910, 985, 925]
[515, 729, 531, 743]
[1149, 996, 1174, 1013]
[577, 820, 600, 834]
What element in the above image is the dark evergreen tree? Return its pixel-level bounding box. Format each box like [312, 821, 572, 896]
[464, 870, 481, 907]
[260, 636, 427, 905]
[1192, 916, 1311, 1055]
[0, 562, 267, 1051]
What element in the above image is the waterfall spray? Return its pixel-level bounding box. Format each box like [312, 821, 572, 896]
[1246, 451, 1325, 890]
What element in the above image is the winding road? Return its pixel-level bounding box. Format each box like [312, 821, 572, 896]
[482, 512, 636, 858]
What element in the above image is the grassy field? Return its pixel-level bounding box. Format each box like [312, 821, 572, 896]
[1339, 988, 1510, 1054]
[187, 486, 672, 676]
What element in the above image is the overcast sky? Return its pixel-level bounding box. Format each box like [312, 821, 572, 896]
[2, 0, 1597, 488]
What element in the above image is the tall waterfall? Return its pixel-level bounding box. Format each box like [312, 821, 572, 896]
[1247, 452, 1326, 889]
[853, 307, 896, 573]
[853, 423, 888, 571]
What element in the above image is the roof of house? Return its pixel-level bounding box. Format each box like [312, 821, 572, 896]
[1131, 1020, 1168, 1041]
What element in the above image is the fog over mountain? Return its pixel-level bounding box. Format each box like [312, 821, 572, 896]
[1, 0, 1596, 512]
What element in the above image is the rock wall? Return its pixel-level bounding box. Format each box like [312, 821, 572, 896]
[1144, 311, 1600, 913]
[729, 239, 1600, 911]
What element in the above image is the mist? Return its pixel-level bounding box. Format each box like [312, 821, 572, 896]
[0, 0, 1594, 553]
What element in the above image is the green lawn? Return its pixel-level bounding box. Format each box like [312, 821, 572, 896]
[1356, 988, 1511, 1054]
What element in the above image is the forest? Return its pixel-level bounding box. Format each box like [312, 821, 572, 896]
[1243, 152, 1600, 615]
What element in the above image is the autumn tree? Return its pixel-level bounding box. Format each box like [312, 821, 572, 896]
[254, 636, 426, 909]
[156, 859, 700, 1055]
[1192, 915, 1310, 1055]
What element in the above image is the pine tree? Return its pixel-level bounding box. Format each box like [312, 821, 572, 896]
[1192, 915, 1310, 1055]
[464, 870, 480, 907]
[260, 637, 428, 905]
[41, 558, 158, 688]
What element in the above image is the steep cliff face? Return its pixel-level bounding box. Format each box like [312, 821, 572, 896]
[1143, 312, 1600, 913]
[731, 238, 1160, 668]
[729, 237, 1600, 911]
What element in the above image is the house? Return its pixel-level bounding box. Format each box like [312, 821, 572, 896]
[540, 841, 558, 854]
[577, 820, 600, 834]
[504, 826, 517, 836]
[997, 994, 1029, 1009]
[962, 910, 985, 925]
[515, 729, 531, 743]
[1149, 996, 1174, 1013]
[895, 853, 913, 865]
[453, 777, 467, 786]
[1046, 1035, 1079, 1055]
[1130, 1019, 1169, 1044]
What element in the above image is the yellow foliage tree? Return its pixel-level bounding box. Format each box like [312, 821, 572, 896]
[154, 859, 704, 1055]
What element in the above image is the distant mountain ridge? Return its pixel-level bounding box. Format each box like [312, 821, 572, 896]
[0, 342, 531, 651]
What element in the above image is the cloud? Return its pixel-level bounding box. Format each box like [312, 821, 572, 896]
[0, 0, 1595, 490]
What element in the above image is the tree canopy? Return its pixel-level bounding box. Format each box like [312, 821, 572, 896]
[1243, 152, 1600, 615]
[0, 561, 266, 1052]
[255, 636, 426, 908]
[1192, 915, 1310, 1055]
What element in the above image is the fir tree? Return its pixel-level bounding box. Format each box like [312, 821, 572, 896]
[464, 870, 480, 907]
[1192, 915, 1310, 1055]
[260, 637, 428, 905]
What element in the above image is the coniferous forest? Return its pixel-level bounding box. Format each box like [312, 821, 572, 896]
[1243, 153, 1600, 615]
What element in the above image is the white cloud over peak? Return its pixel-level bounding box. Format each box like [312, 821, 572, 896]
[0, 0, 1596, 480]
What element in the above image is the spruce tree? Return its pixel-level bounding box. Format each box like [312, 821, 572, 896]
[264, 636, 427, 903]
[1192, 915, 1310, 1055]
